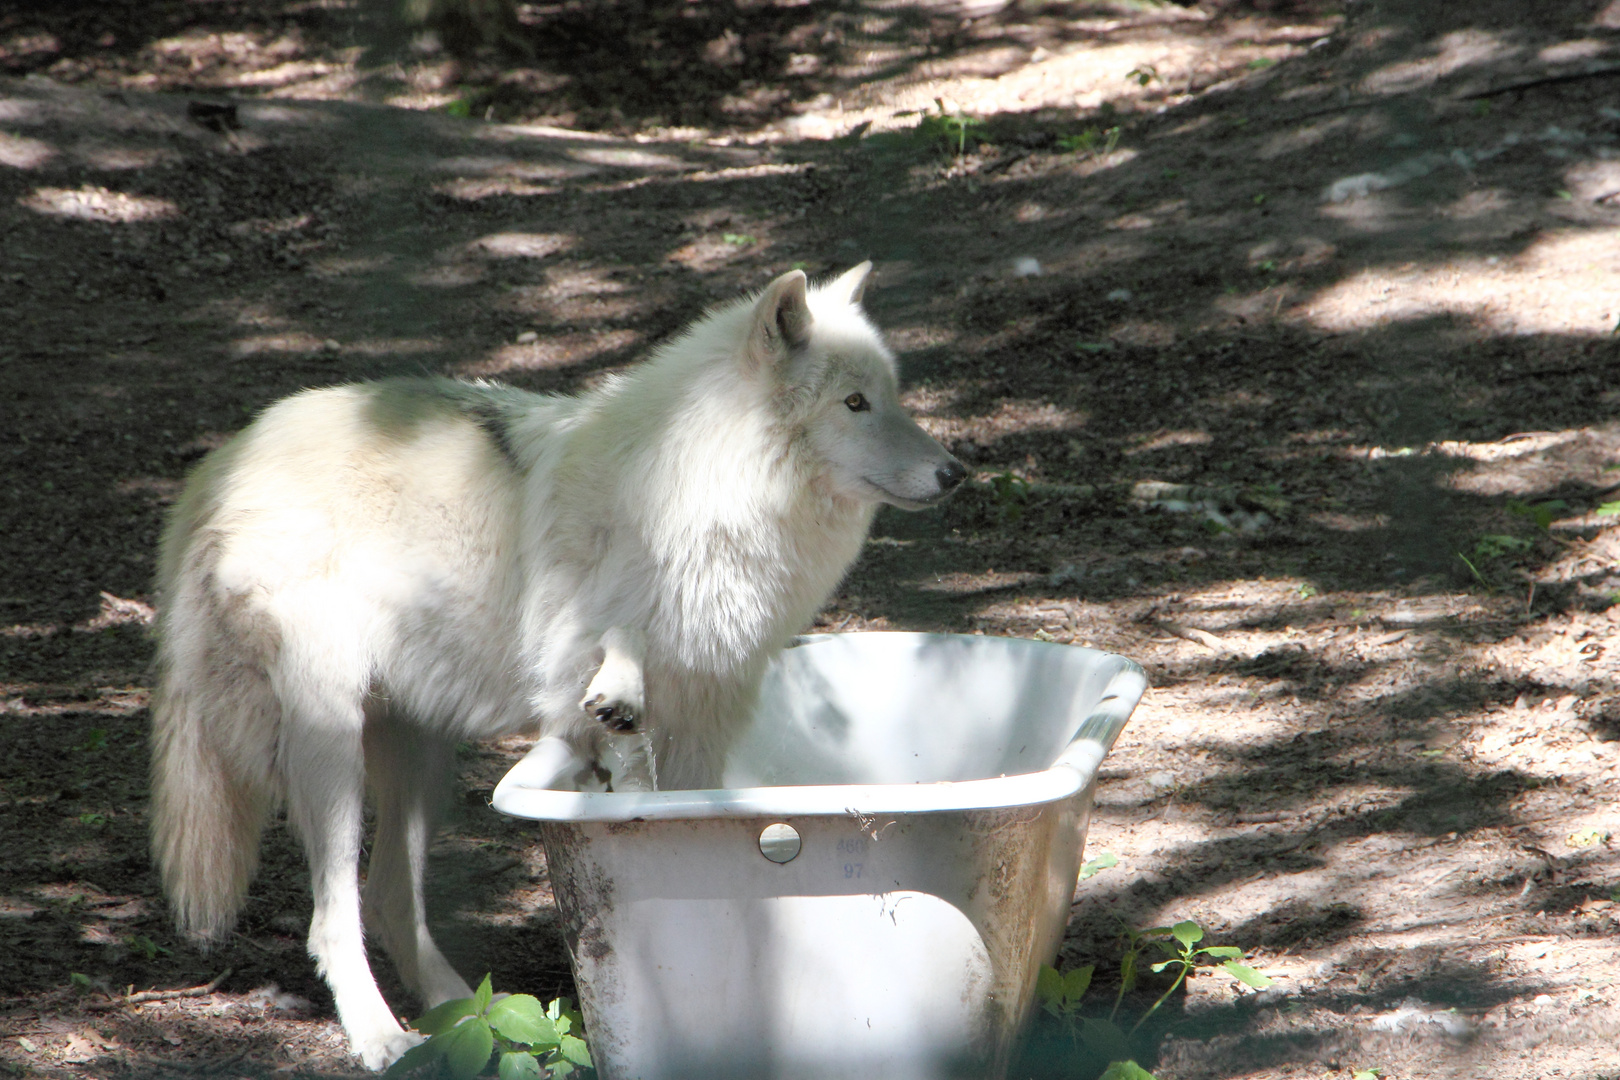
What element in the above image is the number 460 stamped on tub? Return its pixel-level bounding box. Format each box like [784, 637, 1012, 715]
[837, 835, 869, 878]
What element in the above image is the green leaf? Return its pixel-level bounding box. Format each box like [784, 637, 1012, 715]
[1099, 1062, 1158, 1080]
[473, 974, 494, 1014]
[1119, 949, 1138, 994]
[1200, 946, 1243, 959]
[1171, 921, 1203, 948]
[383, 1038, 446, 1078]
[412, 996, 480, 1036]
[1598, 501, 1620, 517]
[1078, 852, 1119, 880]
[440, 1016, 495, 1080]
[1036, 965, 1063, 1005]
[1062, 964, 1094, 1003]
[551, 1062, 574, 1079]
[559, 1034, 592, 1068]
[1221, 960, 1274, 989]
[1079, 1018, 1133, 1063]
[1149, 959, 1178, 973]
[488, 995, 560, 1048]
[498, 1051, 542, 1080]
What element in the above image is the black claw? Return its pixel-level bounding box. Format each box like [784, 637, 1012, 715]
[592, 704, 638, 733]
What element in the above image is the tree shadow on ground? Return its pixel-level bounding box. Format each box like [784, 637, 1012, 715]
[4, 0, 1620, 1076]
[0, 0, 1344, 132]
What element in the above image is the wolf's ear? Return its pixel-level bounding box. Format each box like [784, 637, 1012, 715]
[747, 268, 813, 368]
[827, 261, 873, 306]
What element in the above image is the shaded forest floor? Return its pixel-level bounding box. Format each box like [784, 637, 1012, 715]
[2, 0, 1619, 1077]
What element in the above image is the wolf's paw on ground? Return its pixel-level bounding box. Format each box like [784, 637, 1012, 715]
[354, 1024, 422, 1072]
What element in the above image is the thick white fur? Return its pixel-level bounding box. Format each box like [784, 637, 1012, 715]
[148, 264, 962, 1069]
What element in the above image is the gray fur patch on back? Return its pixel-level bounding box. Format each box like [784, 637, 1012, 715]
[356, 378, 523, 467]
[464, 397, 520, 466]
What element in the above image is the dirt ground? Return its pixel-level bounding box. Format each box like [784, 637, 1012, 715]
[3, 0, 1620, 1077]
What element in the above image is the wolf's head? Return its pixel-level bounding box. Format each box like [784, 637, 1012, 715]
[746, 263, 966, 510]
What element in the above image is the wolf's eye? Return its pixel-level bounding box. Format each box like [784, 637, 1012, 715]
[844, 393, 870, 412]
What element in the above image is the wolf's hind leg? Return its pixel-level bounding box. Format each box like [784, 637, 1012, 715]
[581, 626, 646, 733]
[281, 685, 416, 1071]
[362, 715, 474, 1007]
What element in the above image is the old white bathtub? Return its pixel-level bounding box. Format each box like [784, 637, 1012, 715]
[492, 632, 1146, 1080]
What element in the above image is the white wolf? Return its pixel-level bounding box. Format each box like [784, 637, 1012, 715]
[148, 263, 965, 1069]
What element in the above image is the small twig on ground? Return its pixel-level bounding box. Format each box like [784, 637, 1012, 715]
[1458, 64, 1620, 100]
[1157, 620, 1229, 654]
[982, 150, 1030, 175]
[84, 969, 232, 1012]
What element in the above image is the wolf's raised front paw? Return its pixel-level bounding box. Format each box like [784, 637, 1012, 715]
[582, 636, 645, 733]
[583, 692, 638, 732]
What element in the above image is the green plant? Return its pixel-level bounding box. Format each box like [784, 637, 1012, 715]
[916, 99, 983, 157]
[721, 233, 757, 247]
[1245, 57, 1276, 70]
[1034, 962, 1132, 1064]
[79, 728, 108, 752]
[1126, 64, 1158, 87]
[129, 935, 170, 961]
[1351, 1069, 1383, 1080]
[1127, 921, 1272, 1034]
[987, 472, 1031, 523]
[78, 812, 107, 826]
[384, 975, 592, 1080]
[1038, 963, 1094, 1023]
[1078, 852, 1119, 881]
[1058, 126, 1121, 158]
[1596, 501, 1620, 517]
[68, 972, 92, 993]
[1033, 919, 1271, 1079]
[1508, 498, 1567, 530]
[1473, 534, 1532, 560]
[1568, 827, 1611, 848]
[1099, 1064, 1157, 1080]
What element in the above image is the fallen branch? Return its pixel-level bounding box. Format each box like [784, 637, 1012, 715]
[85, 969, 232, 1012]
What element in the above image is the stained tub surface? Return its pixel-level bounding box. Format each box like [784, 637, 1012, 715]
[492, 632, 1147, 1080]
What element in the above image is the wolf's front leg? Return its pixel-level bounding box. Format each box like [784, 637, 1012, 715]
[581, 626, 645, 733]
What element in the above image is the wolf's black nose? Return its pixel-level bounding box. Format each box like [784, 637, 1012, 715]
[936, 459, 967, 492]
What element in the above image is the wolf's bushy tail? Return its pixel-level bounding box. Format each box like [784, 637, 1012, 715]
[149, 669, 279, 943]
[149, 515, 281, 945]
